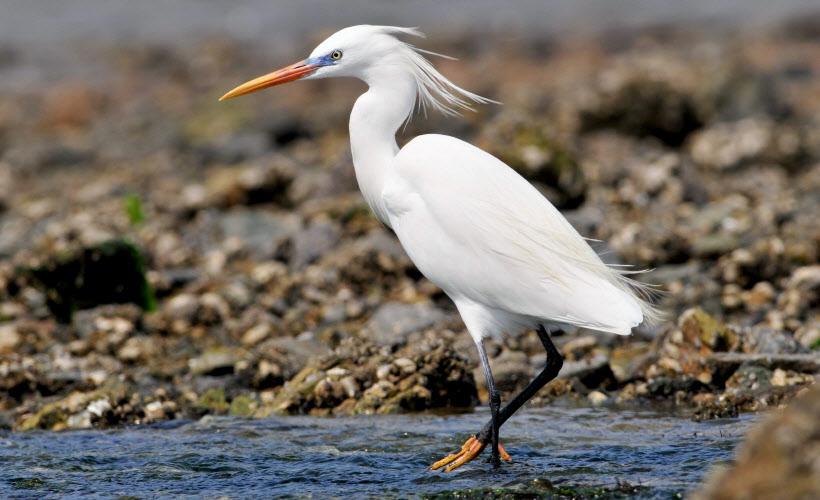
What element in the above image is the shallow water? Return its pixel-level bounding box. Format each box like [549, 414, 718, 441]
[0, 403, 755, 499]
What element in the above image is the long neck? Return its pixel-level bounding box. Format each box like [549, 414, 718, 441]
[349, 74, 415, 227]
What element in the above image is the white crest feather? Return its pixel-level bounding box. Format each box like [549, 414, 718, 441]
[370, 26, 499, 123]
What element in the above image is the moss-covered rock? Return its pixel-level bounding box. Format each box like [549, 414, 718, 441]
[228, 395, 258, 416]
[255, 337, 477, 417]
[197, 388, 228, 414]
[21, 239, 156, 323]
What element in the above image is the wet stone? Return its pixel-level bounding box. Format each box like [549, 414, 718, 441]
[197, 388, 228, 413]
[725, 364, 774, 393]
[693, 385, 820, 499]
[646, 376, 709, 398]
[587, 390, 608, 406]
[228, 395, 258, 416]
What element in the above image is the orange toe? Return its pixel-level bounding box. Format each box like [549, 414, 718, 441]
[429, 436, 477, 470]
[444, 438, 486, 472]
[430, 436, 513, 471]
[499, 443, 512, 462]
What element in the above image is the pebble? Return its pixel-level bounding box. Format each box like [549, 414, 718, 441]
[188, 351, 238, 376]
[166, 294, 200, 321]
[0, 324, 21, 353]
[241, 323, 271, 346]
[587, 390, 608, 406]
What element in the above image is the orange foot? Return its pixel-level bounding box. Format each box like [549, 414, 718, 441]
[429, 436, 512, 472]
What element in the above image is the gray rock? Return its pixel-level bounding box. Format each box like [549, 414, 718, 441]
[220, 209, 301, 258]
[258, 334, 330, 380]
[477, 350, 533, 393]
[289, 220, 341, 269]
[725, 364, 773, 393]
[362, 302, 447, 346]
[708, 353, 820, 373]
[742, 327, 806, 354]
[557, 353, 615, 389]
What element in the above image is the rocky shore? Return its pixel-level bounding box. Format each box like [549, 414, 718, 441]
[0, 20, 817, 461]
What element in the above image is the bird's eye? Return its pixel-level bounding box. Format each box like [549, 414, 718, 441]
[331, 50, 342, 60]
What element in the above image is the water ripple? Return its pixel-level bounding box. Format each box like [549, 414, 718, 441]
[0, 404, 755, 499]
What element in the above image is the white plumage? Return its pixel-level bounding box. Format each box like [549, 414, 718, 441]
[300, 25, 656, 340]
[220, 24, 658, 471]
[386, 134, 650, 339]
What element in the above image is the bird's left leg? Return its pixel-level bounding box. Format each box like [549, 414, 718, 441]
[430, 339, 511, 471]
[476, 338, 502, 466]
[431, 325, 562, 471]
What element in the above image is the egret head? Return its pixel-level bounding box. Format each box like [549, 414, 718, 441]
[219, 26, 414, 101]
[302, 25, 414, 80]
[220, 25, 495, 119]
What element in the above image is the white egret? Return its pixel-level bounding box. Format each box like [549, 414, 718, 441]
[221, 25, 657, 471]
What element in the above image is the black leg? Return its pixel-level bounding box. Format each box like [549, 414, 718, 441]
[476, 338, 501, 467]
[476, 325, 563, 445]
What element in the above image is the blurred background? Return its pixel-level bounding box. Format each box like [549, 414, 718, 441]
[0, 1, 818, 498]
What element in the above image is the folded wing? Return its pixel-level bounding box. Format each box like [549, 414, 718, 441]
[384, 134, 655, 335]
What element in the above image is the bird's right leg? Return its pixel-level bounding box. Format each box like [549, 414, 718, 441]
[431, 325, 563, 471]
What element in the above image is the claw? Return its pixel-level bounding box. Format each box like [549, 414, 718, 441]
[499, 443, 512, 462]
[429, 436, 512, 471]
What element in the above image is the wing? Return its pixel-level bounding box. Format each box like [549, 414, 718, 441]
[382, 134, 652, 335]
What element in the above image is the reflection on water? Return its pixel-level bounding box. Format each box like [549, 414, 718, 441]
[0, 404, 755, 499]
